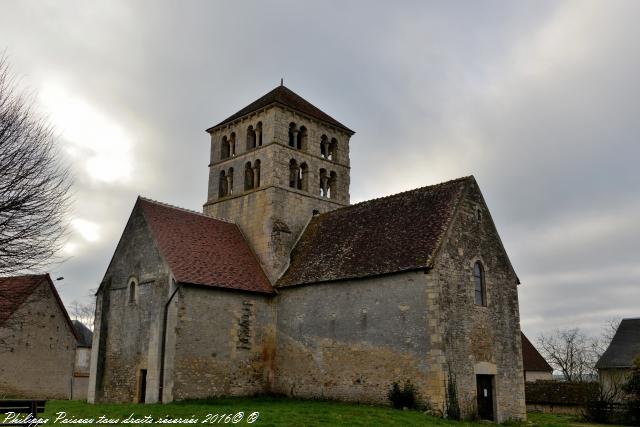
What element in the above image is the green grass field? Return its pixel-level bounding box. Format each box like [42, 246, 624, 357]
[0, 397, 618, 427]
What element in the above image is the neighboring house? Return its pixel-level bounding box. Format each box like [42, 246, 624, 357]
[521, 332, 553, 382]
[596, 318, 640, 395]
[88, 85, 526, 421]
[72, 320, 93, 400]
[0, 274, 78, 399]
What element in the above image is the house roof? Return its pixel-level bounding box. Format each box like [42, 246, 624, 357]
[277, 177, 471, 287]
[0, 274, 79, 342]
[521, 332, 553, 372]
[596, 318, 640, 369]
[207, 85, 354, 134]
[138, 198, 274, 294]
[73, 320, 93, 348]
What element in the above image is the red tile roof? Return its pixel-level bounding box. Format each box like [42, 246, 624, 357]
[0, 274, 79, 341]
[138, 198, 274, 294]
[207, 85, 354, 134]
[278, 177, 471, 287]
[521, 332, 553, 372]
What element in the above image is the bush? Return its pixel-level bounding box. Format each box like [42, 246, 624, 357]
[388, 380, 418, 410]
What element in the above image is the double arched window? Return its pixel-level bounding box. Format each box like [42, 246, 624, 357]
[474, 261, 486, 306]
[289, 159, 308, 191]
[244, 160, 261, 190]
[219, 167, 234, 197]
[288, 123, 307, 150]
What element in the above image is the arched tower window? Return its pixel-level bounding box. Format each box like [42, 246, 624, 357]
[229, 132, 236, 156]
[244, 162, 254, 190]
[218, 170, 227, 197]
[253, 159, 261, 188]
[474, 261, 486, 306]
[256, 122, 263, 146]
[320, 135, 328, 158]
[227, 167, 234, 195]
[128, 277, 138, 304]
[328, 171, 337, 199]
[289, 159, 299, 188]
[297, 126, 307, 150]
[288, 123, 297, 147]
[221, 136, 230, 159]
[299, 162, 308, 191]
[319, 168, 328, 197]
[246, 126, 256, 150]
[328, 138, 338, 161]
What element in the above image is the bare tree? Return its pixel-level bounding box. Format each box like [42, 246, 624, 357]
[69, 298, 96, 331]
[538, 328, 598, 382]
[0, 56, 71, 275]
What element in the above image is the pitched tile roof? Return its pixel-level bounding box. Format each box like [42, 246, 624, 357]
[277, 177, 471, 287]
[207, 85, 354, 134]
[0, 274, 79, 341]
[596, 318, 640, 369]
[138, 198, 274, 294]
[521, 332, 553, 372]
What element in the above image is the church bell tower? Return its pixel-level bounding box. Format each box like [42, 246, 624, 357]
[203, 84, 354, 283]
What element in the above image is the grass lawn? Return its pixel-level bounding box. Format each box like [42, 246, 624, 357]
[4, 397, 618, 427]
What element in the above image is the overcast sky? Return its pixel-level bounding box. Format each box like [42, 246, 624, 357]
[1, 0, 638, 339]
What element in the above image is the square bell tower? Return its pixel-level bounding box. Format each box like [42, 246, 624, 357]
[203, 84, 354, 283]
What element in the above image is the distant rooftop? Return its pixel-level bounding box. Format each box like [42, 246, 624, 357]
[596, 318, 640, 369]
[207, 84, 354, 134]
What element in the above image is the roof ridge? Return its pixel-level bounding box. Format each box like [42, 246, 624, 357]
[139, 196, 235, 224]
[316, 175, 473, 218]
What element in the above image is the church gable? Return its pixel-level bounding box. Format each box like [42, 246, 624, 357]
[277, 176, 469, 287]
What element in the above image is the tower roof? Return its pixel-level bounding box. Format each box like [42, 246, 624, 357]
[207, 85, 354, 134]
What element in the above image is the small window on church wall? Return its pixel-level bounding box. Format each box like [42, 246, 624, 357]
[474, 262, 486, 306]
[299, 162, 308, 191]
[128, 278, 138, 304]
[230, 133, 236, 156]
[476, 208, 482, 223]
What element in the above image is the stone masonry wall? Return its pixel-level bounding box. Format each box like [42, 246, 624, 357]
[432, 180, 526, 421]
[0, 282, 77, 399]
[89, 206, 171, 403]
[166, 286, 276, 400]
[273, 271, 446, 408]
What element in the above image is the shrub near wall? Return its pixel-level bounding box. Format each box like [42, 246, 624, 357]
[525, 381, 599, 414]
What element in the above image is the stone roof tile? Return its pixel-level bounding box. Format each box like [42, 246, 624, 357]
[208, 85, 354, 134]
[278, 177, 471, 287]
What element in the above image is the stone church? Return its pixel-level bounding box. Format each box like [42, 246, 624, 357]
[88, 85, 526, 421]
